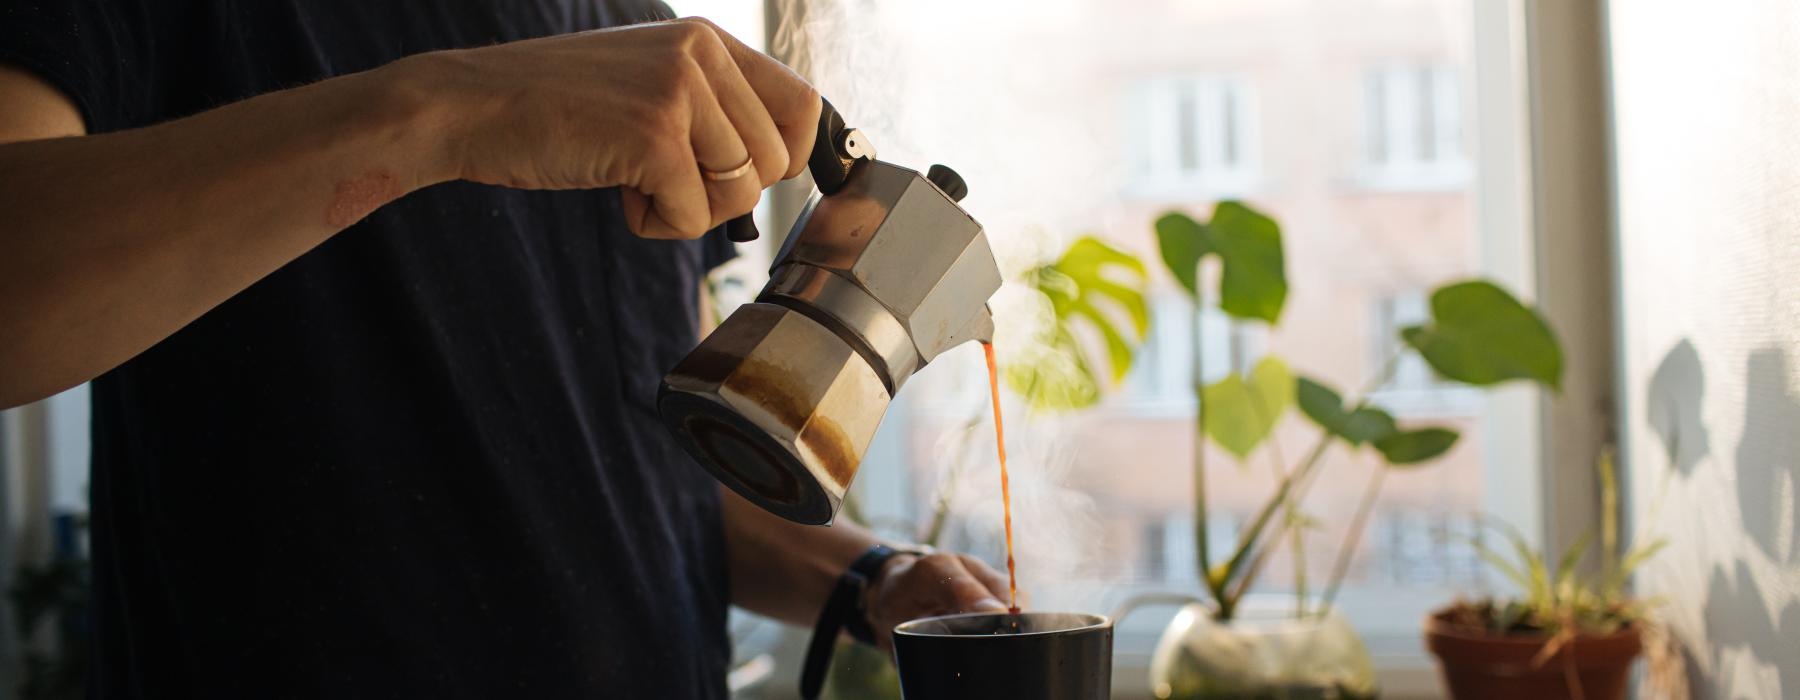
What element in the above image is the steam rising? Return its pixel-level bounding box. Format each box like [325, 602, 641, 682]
[930, 410, 1109, 613]
[770, 0, 1128, 614]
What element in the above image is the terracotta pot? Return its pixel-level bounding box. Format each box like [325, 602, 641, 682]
[1424, 608, 1642, 700]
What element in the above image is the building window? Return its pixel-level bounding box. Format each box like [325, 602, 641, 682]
[1123, 296, 1268, 409]
[1141, 512, 1238, 584]
[1129, 77, 1259, 196]
[1361, 65, 1468, 188]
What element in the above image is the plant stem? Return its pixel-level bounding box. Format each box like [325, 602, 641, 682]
[1228, 518, 1285, 605]
[1217, 429, 1334, 614]
[1246, 382, 1306, 616]
[1192, 272, 1222, 607]
[1262, 425, 1308, 617]
[1269, 350, 1405, 613]
[1599, 446, 1619, 595]
[1318, 463, 1387, 615]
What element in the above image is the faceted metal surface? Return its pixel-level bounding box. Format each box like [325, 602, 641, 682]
[661, 158, 1000, 526]
[658, 303, 889, 524]
[779, 160, 1002, 365]
[764, 262, 919, 392]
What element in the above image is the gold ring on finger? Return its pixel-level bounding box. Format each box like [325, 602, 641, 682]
[701, 155, 756, 181]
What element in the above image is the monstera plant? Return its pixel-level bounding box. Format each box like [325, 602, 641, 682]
[1110, 201, 1563, 700]
[1006, 235, 1151, 411]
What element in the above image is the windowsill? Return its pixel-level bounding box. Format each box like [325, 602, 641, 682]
[1346, 165, 1472, 193]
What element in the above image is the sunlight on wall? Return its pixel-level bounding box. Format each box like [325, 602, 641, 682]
[1611, 1, 1800, 696]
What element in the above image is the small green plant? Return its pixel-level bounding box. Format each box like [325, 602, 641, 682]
[1002, 202, 1563, 622]
[1145, 201, 1563, 621]
[1451, 449, 1665, 651]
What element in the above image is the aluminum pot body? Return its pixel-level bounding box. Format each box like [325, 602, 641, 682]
[659, 158, 999, 525]
[892, 612, 1113, 700]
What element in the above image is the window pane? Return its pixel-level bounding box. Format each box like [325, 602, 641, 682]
[1176, 83, 1200, 173]
[782, 0, 1519, 687]
[1367, 72, 1388, 165]
[1418, 67, 1438, 160]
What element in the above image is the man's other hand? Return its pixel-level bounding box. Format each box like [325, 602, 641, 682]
[864, 552, 1014, 651]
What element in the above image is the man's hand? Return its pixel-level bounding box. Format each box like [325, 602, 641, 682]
[864, 552, 1013, 650]
[0, 16, 819, 406]
[395, 18, 820, 239]
[720, 489, 1018, 652]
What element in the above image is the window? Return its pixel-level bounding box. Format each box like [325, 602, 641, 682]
[1362, 65, 1469, 189]
[1122, 297, 1267, 411]
[749, 0, 1547, 695]
[1128, 77, 1259, 196]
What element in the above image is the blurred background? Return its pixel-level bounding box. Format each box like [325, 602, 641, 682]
[5, 0, 1797, 698]
[685, 0, 1537, 696]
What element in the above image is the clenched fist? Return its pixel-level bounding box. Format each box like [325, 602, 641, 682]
[391, 17, 819, 239]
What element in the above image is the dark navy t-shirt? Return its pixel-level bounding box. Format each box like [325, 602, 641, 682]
[1, 1, 738, 697]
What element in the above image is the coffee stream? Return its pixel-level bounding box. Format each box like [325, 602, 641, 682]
[980, 342, 1022, 616]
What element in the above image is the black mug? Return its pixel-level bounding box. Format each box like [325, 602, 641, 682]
[891, 612, 1113, 699]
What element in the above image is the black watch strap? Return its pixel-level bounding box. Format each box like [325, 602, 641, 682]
[798, 544, 921, 700]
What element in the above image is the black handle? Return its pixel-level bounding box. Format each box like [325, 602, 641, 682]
[725, 97, 869, 243]
[724, 215, 759, 243]
[724, 98, 854, 243]
[809, 97, 863, 197]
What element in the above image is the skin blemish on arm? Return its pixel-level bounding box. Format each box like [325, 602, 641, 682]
[324, 168, 404, 228]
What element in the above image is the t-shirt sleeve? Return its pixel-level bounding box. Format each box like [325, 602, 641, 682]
[0, 0, 155, 133]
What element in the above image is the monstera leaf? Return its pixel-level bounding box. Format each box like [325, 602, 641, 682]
[1154, 201, 1287, 324]
[1295, 375, 1459, 467]
[1203, 356, 1295, 458]
[1295, 376, 1397, 446]
[1402, 281, 1562, 390]
[1007, 236, 1150, 411]
[1372, 427, 1461, 466]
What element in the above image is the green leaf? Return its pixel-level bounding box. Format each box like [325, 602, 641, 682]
[1046, 237, 1150, 380]
[1295, 376, 1398, 445]
[1342, 408, 1400, 446]
[1553, 531, 1595, 600]
[1008, 236, 1150, 410]
[1465, 533, 1532, 594]
[1295, 377, 1341, 428]
[1004, 326, 1101, 411]
[1208, 202, 1288, 324]
[1372, 427, 1460, 465]
[1484, 516, 1552, 608]
[1203, 356, 1295, 457]
[1154, 212, 1210, 299]
[1401, 280, 1563, 390]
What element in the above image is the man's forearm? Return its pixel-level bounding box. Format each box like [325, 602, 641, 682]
[720, 486, 886, 627]
[0, 62, 450, 408]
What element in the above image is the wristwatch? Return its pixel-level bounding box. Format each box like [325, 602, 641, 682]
[798, 543, 930, 700]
